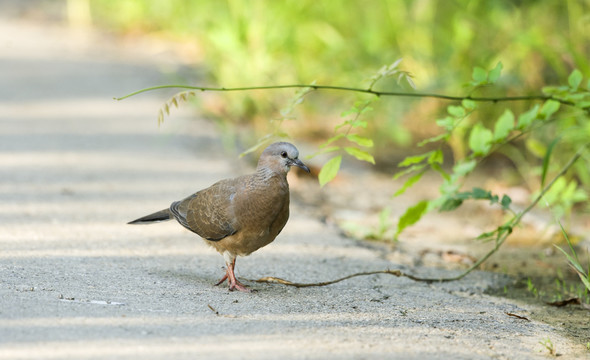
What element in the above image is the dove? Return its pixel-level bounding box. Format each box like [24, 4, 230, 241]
[128, 142, 310, 292]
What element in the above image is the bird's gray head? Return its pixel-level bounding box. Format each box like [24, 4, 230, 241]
[258, 142, 310, 175]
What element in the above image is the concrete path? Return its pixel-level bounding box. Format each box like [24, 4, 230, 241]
[0, 19, 582, 359]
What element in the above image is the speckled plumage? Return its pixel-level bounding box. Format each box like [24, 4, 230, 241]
[128, 142, 310, 292]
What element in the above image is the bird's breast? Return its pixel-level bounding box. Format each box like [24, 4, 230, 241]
[225, 176, 289, 253]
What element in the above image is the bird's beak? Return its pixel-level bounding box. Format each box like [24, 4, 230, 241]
[291, 158, 310, 173]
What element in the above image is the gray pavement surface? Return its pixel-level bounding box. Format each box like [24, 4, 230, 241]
[0, 19, 583, 359]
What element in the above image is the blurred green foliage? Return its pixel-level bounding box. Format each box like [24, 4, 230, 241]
[92, 0, 590, 213]
[90, 0, 590, 83]
[89, 0, 589, 141]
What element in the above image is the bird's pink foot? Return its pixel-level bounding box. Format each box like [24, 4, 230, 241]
[215, 261, 253, 292]
[228, 278, 252, 292]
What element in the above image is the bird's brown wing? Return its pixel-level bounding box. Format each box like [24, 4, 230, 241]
[170, 179, 239, 241]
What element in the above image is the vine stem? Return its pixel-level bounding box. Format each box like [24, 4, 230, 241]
[114, 84, 572, 105]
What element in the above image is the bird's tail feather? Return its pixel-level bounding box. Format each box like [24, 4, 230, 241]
[128, 209, 172, 224]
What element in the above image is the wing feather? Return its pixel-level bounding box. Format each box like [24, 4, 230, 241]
[170, 179, 239, 241]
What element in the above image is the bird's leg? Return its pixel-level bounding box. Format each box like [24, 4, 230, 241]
[215, 253, 252, 292]
[225, 258, 251, 292]
[214, 251, 233, 286]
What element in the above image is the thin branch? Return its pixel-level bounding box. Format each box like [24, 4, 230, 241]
[114, 84, 572, 105]
[251, 269, 428, 288]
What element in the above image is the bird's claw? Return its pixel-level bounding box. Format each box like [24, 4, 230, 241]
[229, 281, 254, 293]
[215, 271, 254, 292]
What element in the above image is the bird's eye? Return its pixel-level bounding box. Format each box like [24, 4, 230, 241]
[280, 151, 288, 158]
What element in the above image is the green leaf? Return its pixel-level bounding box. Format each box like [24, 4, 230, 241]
[563, 93, 587, 101]
[394, 171, 424, 197]
[418, 133, 449, 147]
[472, 66, 487, 84]
[477, 229, 499, 240]
[440, 177, 460, 195]
[322, 134, 345, 147]
[568, 69, 583, 90]
[525, 138, 546, 159]
[559, 221, 582, 267]
[337, 118, 369, 129]
[448, 105, 465, 118]
[500, 195, 512, 210]
[395, 200, 429, 238]
[468, 123, 493, 156]
[344, 147, 375, 164]
[389, 58, 403, 70]
[462, 99, 477, 110]
[346, 134, 374, 147]
[539, 100, 560, 119]
[471, 187, 492, 200]
[440, 198, 463, 212]
[430, 162, 450, 181]
[428, 149, 444, 165]
[398, 152, 431, 167]
[541, 138, 559, 188]
[542, 177, 566, 205]
[341, 108, 359, 118]
[497, 224, 513, 238]
[554, 245, 585, 275]
[452, 159, 477, 176]
[477, 225, 511, 242]
[572, 188, 588, 203]
[360, 107, 374, 115]
[579, 274, 590, 292]
[457, 189, 486, 201]
[562, 180, 577, 201]
[157, 109, 164, 125]
[352, 119, 368, 128]
[516, 104, 539, 129]
[436, 116, 455, 131]
[377, 207, 392, 237]
[488, 62, 503, 84]
[393, 163, 427, 180]
[306, 145, 340, 159]
[493, 109, 515, 142]
[542, 85, 569, 96]
[318, 155, 342, 187]
[440, 188, 506, 212]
